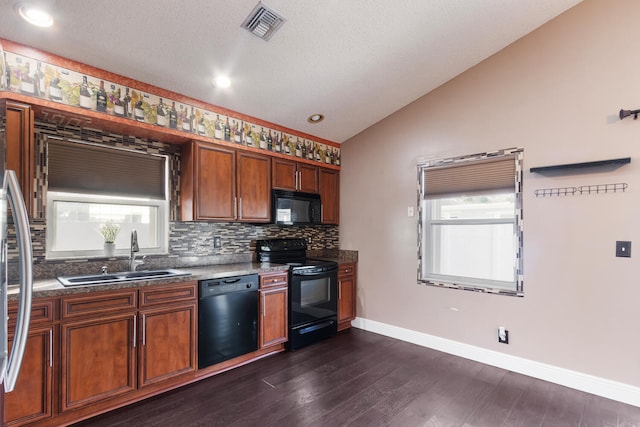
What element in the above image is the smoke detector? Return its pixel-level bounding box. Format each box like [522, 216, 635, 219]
[241, 3, 286, 41]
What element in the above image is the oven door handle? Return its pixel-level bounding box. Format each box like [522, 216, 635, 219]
[292, 267, 338, 276]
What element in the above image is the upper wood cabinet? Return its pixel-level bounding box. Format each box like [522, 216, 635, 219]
[237, 151, 271, 222]
[1, 100, 34, 216]
[181, 141, 271, 222]
[319, 168, 339, 224]
[272, 158, 319, 194]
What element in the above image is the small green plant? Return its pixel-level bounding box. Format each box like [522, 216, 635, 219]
[99, 222, 120, 243]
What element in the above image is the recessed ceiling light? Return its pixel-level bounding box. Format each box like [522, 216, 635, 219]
[307, 114, 325, 124]
[15, 2, 53, 27]
[213, 75, 231, 89]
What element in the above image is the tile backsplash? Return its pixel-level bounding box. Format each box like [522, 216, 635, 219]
[7, 120, 338, 281]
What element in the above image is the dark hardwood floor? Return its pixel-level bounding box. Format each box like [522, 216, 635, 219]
[73, 328, 640, 427]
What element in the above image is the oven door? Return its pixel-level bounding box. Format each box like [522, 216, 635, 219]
[290, 267, 338, 328]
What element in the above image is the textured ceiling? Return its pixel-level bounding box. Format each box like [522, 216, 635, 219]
[0, 0, 583, 142]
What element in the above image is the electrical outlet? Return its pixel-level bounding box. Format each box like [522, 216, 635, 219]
[498, 327, 509, 344]
[214, 236, 222, 249]
[616, 241, 631, 258]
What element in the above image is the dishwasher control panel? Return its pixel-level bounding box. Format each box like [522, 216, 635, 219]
[199, 274, 259, 297]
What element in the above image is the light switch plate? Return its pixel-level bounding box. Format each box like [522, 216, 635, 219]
[616, 241, 631, 258]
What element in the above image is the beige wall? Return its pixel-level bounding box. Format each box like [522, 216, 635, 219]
[340, 0, 640, 387]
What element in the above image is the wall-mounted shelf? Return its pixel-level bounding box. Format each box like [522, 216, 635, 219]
[529, 157, 630, 174]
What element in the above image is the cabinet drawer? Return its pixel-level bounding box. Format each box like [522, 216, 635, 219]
[338, 263, 355, 277]
[61, 290, 137, 321]
[9, 298, 56, 328]
[139, 281, 197, 308]
[259, 272, 288, 289]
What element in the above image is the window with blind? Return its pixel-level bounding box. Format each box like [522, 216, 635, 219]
[418, 149, 523, 295]
[45, 138, 169, 259]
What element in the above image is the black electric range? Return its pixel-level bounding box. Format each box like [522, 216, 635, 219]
[256, 238, 338, 349]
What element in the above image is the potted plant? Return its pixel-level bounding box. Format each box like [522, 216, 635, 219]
[99, 222, 120, 257]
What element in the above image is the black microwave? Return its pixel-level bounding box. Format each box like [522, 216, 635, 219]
[272, 190, 322, 225]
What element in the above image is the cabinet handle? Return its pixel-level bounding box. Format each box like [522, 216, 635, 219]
[49, 329, 53, 368]
[295, 170, 299, 190]
[234, 197, 238, 218]
[262, 294, 266, 317]
[133, 314, 137, 348]
[239, 197, 243, 219]
[339, 280, 342, 300]
[142, 314, 146, 346]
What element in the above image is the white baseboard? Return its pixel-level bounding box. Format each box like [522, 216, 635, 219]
[351, 317, 640, 408]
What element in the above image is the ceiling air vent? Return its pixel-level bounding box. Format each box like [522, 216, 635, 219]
[241, 3, 286, 41]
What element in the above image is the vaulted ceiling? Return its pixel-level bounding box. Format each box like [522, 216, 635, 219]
[0, 0, 583, 142]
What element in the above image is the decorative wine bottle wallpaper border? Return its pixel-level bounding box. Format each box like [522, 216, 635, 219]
[0, 41, 341, 166]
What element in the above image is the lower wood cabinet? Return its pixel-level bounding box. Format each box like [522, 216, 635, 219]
[4, 326, 53, 427]
[59, 283, 197, 415]
[61, 312, 137, 411]
[338, 263, 357, 331]
[138, 283, 197, 388]
[259, 272, 288, 349]
[4, 299, 56, 427]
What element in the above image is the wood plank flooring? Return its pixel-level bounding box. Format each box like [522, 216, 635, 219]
[73, 328, 640, 427]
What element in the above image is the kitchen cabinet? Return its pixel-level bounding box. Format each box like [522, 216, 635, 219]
[60, 283, 198, 410]
[60, 290, 138, 411]
[4, 299, 56, 427]
[259, 272, 288, 349]
[272, 158, 319, 194]
[338, 263, 356, 331]
[138, 283, 197, 388]
[1, 100, 34, 216]
[236, 151, 271, 222]
[319, 168, 339, 224]
[181, 141, 271, 222]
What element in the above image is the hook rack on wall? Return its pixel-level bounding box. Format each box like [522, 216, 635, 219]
[534, 183, 628, 197]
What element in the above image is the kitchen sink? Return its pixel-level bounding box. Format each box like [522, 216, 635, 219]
[57, 269, 191, 287]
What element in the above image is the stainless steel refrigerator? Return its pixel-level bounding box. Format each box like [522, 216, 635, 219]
[0, 122, 34, 394]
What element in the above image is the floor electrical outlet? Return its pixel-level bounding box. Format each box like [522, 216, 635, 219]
[498, 327, 509, 344]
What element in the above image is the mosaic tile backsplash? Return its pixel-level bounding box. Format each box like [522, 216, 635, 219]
[6, 120, 338, 281]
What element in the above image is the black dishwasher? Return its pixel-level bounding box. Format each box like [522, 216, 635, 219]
[198, 274, 259, 369]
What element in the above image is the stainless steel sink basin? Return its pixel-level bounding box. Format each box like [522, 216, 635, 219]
[57, 269, 191, 287]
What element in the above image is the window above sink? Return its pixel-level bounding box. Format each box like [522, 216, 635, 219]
[45, 137, 169, 260]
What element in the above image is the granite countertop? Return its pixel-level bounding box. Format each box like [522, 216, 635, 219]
[8, 249, 358, 301]
[8, 262, 290, 300]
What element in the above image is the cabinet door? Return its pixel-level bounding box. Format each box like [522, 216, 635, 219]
[259, 287, 288, 349]
[338, 264, 356, 330]
[319, 168, 339, 224]
[272, 158, 297, 191]
[4, 327, 53, 427]
[298, 163, 319, 194]
[237, 152, 271, 222]
[61, 313, 136, 411]
[4, 101, 34, 216]
[138, 304, 196, 388]
[196, 144, 236, 220]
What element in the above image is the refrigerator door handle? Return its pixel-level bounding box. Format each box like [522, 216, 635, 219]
[4, 170, 33, 392]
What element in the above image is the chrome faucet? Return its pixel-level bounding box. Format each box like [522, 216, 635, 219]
[129, 230, 144, 271]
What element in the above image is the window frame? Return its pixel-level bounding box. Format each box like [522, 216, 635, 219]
[45, 192, 169, 260]
[417, 149, 524, 296]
